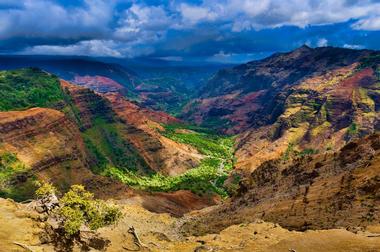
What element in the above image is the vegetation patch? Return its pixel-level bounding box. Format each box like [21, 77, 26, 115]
[282, 143, 319, 160]
[0, 152, 38, 201]
[161, 123, 234, 159]
[104, 123, 235, 197]
[82, 118, 149, 174]
[0, 68, 65, 111]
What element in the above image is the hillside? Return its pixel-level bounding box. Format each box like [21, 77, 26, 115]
[180, 133, 380, 235]
[183, 46, 376, 132]
[0, 55, 137, 91]
[0, 49, 379, 251]
[0, 55, 218, 116]
[183, 46, 380, 172]
[0, 68, 231, 212]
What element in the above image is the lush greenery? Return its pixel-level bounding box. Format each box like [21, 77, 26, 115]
[37, 183, 122, 237]
[0, 68, 65, 111]
[106, 158, 229, 196]
[82, 118, 149, 174]
[105, 123, 235, 197]
[0, 152, 38, 201]
[161, 123, 234, 159]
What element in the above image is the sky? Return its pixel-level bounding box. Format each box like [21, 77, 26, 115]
[1, 0, 380, 63]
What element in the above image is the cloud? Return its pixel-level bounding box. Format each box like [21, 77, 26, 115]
[352, 16, 380, 31]
[179, 3, 217, 24]
[343, 44, 365, 50]
[183, 0, 380, 30]
[1, 0, 380, 59]
[114, 4, 172, 42]
[22, 40, 122, 57]
[0, 0, 112, 40]
[157, 56, 183, 61]
[317, 38, 328, 47]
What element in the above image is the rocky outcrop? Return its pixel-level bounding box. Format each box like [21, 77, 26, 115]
[61, 80, 198, 176]
[3, 197, 379, 252]
[180, 134, 380, 235]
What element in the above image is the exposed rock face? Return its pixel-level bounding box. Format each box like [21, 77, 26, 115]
[0, 106, 214, 216]
[104, 93, 202, 176]
[61, 79, 115, 130]
[235, 64, 380, 172]
[61, 80, 200, 175]
[0, 108, 93, 189]
[73, 75, 126, 93]
[183, 46, 380, 172]
[180, 134, 380, 235]
[184, 46, 375, 134]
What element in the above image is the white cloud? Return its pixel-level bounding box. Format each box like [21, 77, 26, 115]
[157, 56, 183, 61]
[343, 44, 365, 50]
[317, 38, 328, 47]
[2, 0, 380, 57]
[114, 4, 172, 42]
[179, 3, 218, 24]
[0, 0, 112, 39]
[22, 40, 122, 57]
[352, 16, 380, 31]
[175, 0, 380, 31]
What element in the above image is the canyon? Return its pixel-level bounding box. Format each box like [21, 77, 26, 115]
[0, 46, 379, 251]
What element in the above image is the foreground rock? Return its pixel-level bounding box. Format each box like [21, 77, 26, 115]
[1, 197, 379, 252]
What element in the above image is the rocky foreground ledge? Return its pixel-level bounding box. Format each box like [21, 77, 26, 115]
[1, 197, 379, 252]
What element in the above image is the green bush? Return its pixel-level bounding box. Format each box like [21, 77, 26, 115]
[35, 182, 57, 199]
[36, 183, 122, 237]
[58, 185, 122, 236]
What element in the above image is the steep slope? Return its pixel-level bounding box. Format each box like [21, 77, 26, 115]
[183, 47, 380, 172]
[0, 68, 218, 215]
[103, 92, 202, 175]
[235, 62, 380, 171]
[180, 134, 380, 235]
[0, 108, 93, 200]
[183, 46, 376, 134]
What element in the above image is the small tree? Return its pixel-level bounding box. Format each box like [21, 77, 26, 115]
[36, 183, 122, 237]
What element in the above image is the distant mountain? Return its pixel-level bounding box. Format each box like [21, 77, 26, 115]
[183, 46, 380, 171]
[0, 55, 138, 91]
[0, 55, 228, 115]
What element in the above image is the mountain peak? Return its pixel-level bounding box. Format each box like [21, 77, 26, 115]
[293, 44, 313, 53]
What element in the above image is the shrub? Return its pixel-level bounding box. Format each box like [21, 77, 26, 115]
[35, 182, 57, 199]
[58, 185, 122, 236]
[36, 183, 122, 237]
